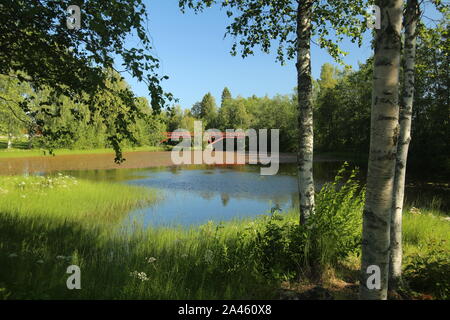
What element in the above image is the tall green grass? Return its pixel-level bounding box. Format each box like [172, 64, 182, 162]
[0, 175, 276, 299]
[403, 208, 450, 253]
[0, 175, 155, 223]
[0, 172, 448, 300]
[401, 207, 450, 299]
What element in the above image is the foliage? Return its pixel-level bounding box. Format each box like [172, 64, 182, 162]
[246, 165, 365, 281]
[221, 87, 232, 107]
[0, 0, 171, 161]
[199, 93, 218, 128]
[0, 74, 30, 144]
[217, 97, 252, 130]
[409, 16, 450, 176]
[251, 94, 298, 151]
[313, 17, 449, 176]
[189, 92, 298, 151]
[314, 61, 372, 153]
[0, 70, 167, 151]
[404, 239, 450, 300]
[179, 0, 368, 64]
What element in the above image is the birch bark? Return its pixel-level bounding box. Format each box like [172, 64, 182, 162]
[360, 0, 404, 300]
[389, 0, 419, 290]
[296, 0, 315, 225]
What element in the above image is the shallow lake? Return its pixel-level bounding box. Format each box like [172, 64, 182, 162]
[63, 164, 305, 227]
[1, 151, 447, 227]
[60, 162, 449, 227]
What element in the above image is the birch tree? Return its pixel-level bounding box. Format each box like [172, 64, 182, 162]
[389, 0, 448, 291]
[296, 0, 315, 224]
[360, 0, 404, 300]
[179, 0, 368, 224]
[389, 0, 420, 291]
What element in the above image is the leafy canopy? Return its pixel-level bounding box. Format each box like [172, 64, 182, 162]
[0, 0, 171, 161]
[179, 0, 369, 64]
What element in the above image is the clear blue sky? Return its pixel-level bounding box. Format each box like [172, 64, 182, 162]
[118, 1, 436, 109]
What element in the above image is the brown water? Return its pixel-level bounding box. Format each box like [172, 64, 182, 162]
[0, 151, 299, 176]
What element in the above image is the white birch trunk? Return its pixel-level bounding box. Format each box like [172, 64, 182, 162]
[360, 0, 404, 300]
[296, 0, 315, 225]
[389, 0, 419, 289]
[7, 132, 12, 149]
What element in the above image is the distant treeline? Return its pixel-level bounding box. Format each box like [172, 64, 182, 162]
[313, 23, 448, 175]
[181, 32, 448, 174]
[0, 27, 447, 174]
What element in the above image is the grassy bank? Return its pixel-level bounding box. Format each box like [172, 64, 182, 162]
[0, 145, 168, 159]
[0, 140, 169, 159]
[0, 174, 448, 300]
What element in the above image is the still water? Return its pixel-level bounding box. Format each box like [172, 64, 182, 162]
[61, 163, 338, 227]
[2, 151, 446, 227]
[61, 162, 448, 227]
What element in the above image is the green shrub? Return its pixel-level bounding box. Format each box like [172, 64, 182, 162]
[404, 239, 450, 300]
[248, 164, 365, 281]
[305, 164, 364, 271]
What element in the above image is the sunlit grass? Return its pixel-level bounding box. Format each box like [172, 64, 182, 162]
[0, 174, 448, 299]
[0, 140, 170, 159]
[0, 175, 155, 223]
[0, 175, 276, 299]
[403, 207, 450, 254]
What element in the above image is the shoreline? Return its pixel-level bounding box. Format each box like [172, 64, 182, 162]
[0, 150, 353, 176]
[0, 151, 298, 175]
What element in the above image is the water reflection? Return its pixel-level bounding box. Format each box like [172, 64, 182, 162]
[2, 152, 446, 227]
[61, 163, 342, 227]
[62, 163, 448, 227]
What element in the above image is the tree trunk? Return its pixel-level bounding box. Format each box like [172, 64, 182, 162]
[389, 0, 419, 290]
[7, 132, 12, 149]
[359, 0, 404, 300]
[296, 0, 315, 225]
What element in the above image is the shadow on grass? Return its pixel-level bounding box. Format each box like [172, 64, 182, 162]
[0, 213, 276, 300]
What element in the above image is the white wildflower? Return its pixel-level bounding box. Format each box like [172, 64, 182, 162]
[146, 257, 157, 264]
[130, 271, 150, 282]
